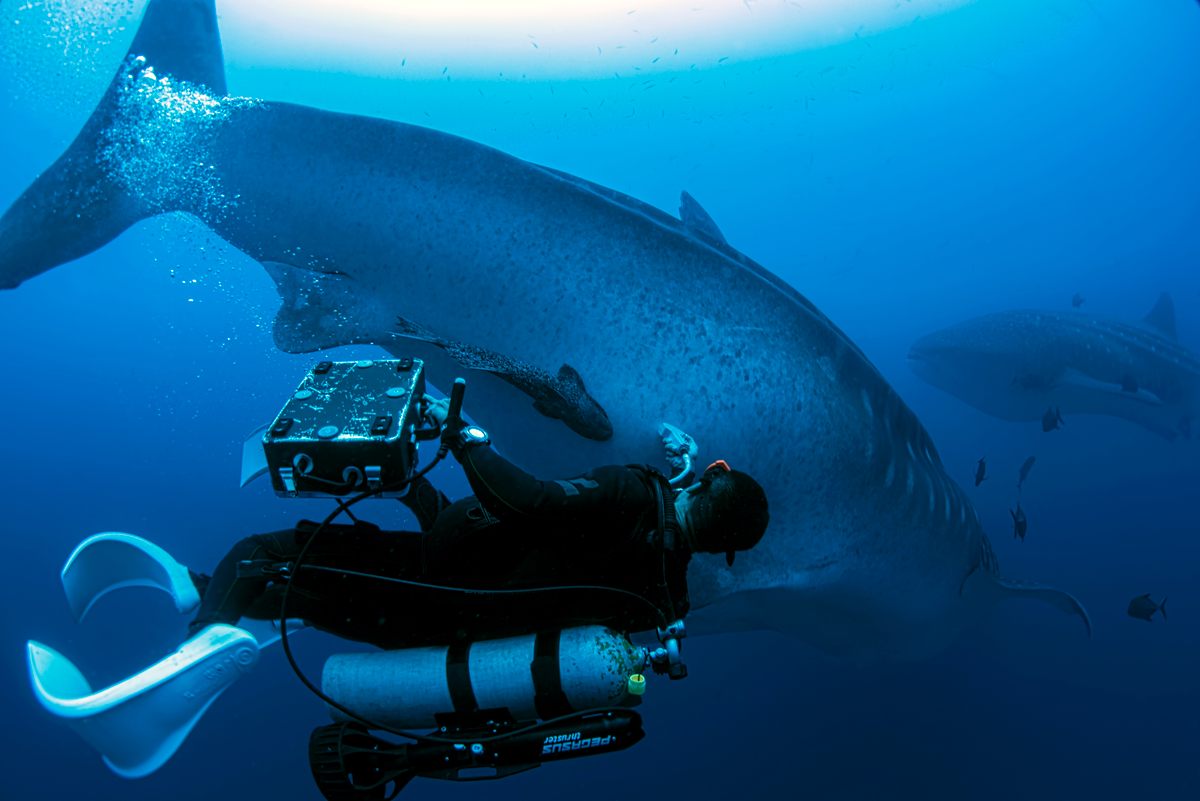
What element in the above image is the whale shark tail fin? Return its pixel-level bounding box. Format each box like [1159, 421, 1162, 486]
[0, 0, 228, 290]
[125, 0, 227, 95]
[992, 576, 1093, 638]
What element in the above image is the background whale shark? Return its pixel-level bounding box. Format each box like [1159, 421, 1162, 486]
[0, 0, 1089, 659]
[909, 294, 1199, 440]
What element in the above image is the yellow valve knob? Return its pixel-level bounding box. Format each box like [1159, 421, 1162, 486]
[627, 673, 646, 696]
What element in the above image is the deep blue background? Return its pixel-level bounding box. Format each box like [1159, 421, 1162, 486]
[1, 1, 1198, 799]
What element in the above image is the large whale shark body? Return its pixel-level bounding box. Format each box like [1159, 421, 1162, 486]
[909, 294, 1199, 440]
[0, 0, 1088, 659]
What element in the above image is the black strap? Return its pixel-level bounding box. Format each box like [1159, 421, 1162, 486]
[659, 474, 679, 551]
[445, 641, 478, 715]
[625, 465, 679, 549]
[628, 465, 681, 622]
[531, 630, 572, 720]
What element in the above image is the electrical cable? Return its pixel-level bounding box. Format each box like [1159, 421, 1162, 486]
[277, 439, 666, 748]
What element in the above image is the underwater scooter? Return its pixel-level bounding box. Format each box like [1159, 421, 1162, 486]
[236, 358, 695, 800]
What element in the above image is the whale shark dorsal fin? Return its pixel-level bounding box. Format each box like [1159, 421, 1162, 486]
[1141, 293, 1177, 339]
[128, 0, 227, 94]
[679, 191, 728, 245]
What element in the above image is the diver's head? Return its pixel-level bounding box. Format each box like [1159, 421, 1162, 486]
[675, 460, 769, 565]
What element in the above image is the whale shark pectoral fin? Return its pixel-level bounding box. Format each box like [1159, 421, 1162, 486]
[1056, 368, 1183, 439]
[679, 191, 728, 244]
[263, 261, 377, 353]
[27, 625, 259, 778]
[992, 576, 1092, 637]
[61, 533, 200, 621]
[1059, 368, 1164, 406]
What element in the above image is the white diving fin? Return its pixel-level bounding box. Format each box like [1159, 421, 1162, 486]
[27, 625, 260, 778]
[34, 533, 309, 777]
[62, 532, 201, 621]
[240, 423, 270, 488]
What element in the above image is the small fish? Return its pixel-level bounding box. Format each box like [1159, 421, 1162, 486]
[1041, 406, 1064, 432]
[974, 457, 987, 487]
[1010, 504, 1028, 541]
[1127, 594, 1168, 622]
[1071, 292, 1085, 308]
[1018, 455, 1036, 490]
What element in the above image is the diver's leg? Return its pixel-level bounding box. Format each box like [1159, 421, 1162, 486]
[200, 521, 425, 642]
[188, 531, 295, 634]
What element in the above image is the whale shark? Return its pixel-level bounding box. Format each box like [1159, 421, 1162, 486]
[0, 0, 1089, 660]
[909, 294, 1199, 440]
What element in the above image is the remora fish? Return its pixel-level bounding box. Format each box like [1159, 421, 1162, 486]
[909, 294, 1199, 440]
[1041, 406, 1064, 432]
[0, 0, 1089, 658]
[393, 315, 612, 441]
[1018, 455, 1036, 491]
[1010, 504, 1028, 542]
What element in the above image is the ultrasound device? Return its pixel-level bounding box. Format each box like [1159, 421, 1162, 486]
[257, 358, 429, 498]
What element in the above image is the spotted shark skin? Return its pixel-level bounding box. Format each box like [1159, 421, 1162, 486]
[0, 0, 1088, 659]
[909, 294, 1199, 440]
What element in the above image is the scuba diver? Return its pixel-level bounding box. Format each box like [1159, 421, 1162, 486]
[190, 394, 770, 648]
[27, 367, 770, 789]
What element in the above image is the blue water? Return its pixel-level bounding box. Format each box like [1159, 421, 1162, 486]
[2, 1, 1198, 799]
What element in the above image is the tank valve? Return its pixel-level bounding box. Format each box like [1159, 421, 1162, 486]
[647, 619, 688, 680]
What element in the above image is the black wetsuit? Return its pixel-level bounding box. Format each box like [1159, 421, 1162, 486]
[192, 445, 690, 648]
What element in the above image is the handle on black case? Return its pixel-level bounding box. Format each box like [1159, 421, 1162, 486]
[446, 378, 467, 429]
[435, 378, 469, 458]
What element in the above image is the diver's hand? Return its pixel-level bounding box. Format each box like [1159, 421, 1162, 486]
[658, 422, 698, 473]
[422, 394, 451, 428]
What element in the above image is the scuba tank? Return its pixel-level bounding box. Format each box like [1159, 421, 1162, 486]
[321, 625, 646, 728]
